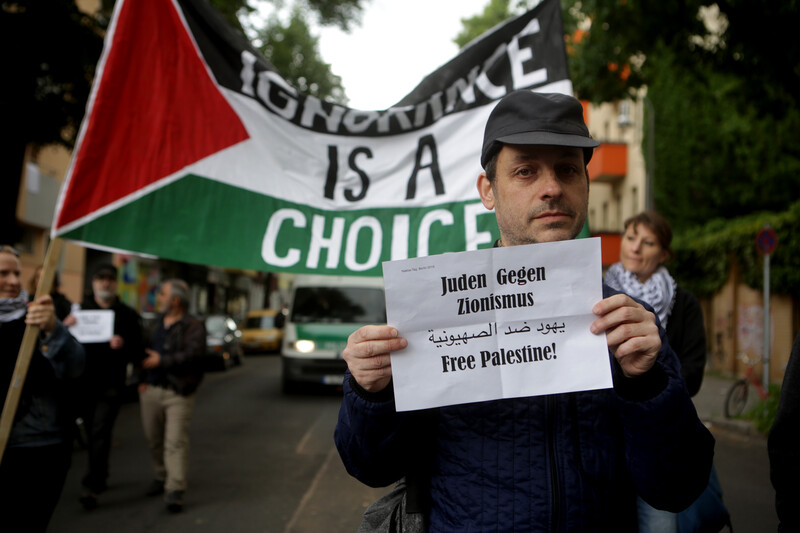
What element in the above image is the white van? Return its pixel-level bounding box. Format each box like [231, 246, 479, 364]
[280, 274, 386, 393]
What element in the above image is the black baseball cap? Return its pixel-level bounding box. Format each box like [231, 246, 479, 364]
[93, 263, 118, 279]
[481, 91, 600, 169]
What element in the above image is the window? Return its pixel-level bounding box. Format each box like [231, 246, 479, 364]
[291, 287, 386, 324]
[245, 315, 276, 329]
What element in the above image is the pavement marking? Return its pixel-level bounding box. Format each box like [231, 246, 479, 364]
[295, 403, 339, 455]
[283, 446, 339, 533]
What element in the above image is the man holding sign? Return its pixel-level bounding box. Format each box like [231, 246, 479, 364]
[335, 91, 714, 531]
[76, 263, 144, 510]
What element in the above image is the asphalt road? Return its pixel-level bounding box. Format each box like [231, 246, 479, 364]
[48, 357, 779, 532]
[693, 374, 779, 532]
[49, 355, 384, 533]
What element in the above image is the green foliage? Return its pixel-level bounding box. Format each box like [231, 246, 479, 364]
[559, 0, 800, 234]
[454, 0, 515, 49]
[649, 47, 800, 232]
[303, 0, 365, 31]
[452, 0, 540, 49]
[2, 0, 106, 149]
[671, 200, 800, 299]
[744, 384, 781, 436]
[255, 5, 346, 103]
[210, 0, 254, 35]
[562, 1, 800, 108]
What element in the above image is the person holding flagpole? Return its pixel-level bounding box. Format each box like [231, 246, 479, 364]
[0, 245, 85, 532]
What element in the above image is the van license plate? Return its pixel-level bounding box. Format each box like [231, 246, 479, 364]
[322, 375, 343, 385]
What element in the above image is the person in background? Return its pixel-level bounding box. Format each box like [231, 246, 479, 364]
[138, 278, 205, 513]
[604, 211, 706, 398]
[77, 263, 144, 510]
[0, 245, 85, 532]
[29, 265, 74, 324]
[604, 211, 728, 532]
[768, 331, 800, 532]
[335, 91, 714, 531]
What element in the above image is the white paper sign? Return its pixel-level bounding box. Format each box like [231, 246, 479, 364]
[382, 238, 612, 411]
[68, 310, 115, 343]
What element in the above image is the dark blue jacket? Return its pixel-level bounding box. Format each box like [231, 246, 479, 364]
[335, 285, 714, 532]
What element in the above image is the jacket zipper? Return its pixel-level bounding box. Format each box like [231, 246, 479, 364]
[547, 395, 560, 532]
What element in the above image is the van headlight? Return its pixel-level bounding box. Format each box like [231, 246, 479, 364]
[295, 340, 315, 353]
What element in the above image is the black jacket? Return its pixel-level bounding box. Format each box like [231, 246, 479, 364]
[80, 296, 144, 393]
[665, 287, 707, 397]
[140, 314, 205, 396]
[0, 317, 85, 447]
[769, 331, 800, 532]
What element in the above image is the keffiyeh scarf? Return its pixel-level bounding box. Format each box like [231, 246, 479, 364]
[0, 289, 29, 323]
[604, 263, 676, 328]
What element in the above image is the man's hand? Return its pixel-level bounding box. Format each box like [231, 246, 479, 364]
[342, 325, 407, 393]
[26, 295, 57, 334]
[591, 293, 661, 378]
[110, 335, 124, 350]
[142, 348, 161, 369]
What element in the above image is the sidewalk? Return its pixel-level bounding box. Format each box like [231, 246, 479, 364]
[692, 372, 762, 436]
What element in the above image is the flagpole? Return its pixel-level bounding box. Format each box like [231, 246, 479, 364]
[0, 237, 64, 463]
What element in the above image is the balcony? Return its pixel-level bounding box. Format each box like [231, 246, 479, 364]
[588, 143, 627, 183]
[597, 232, 622, 268]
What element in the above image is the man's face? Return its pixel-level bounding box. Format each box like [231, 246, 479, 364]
[477, 144, 589, 245]
[92, 273, 117, 301]
[156, 283, 173, 313]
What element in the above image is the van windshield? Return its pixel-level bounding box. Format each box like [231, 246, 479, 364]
[291, 287, 386, 324]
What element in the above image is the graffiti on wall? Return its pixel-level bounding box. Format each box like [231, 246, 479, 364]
[738, 304, 764, 356]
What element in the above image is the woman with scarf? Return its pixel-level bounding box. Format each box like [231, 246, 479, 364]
[604, 211, 706, 398]
[605, 212, 729, 533]
[0, 245, 85, 532]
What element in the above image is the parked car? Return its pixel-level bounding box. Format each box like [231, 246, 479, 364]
[202, 314, 244, 371]
[241, 308, 284, 354]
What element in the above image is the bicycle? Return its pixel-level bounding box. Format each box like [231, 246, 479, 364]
[724, 351, 770, 418]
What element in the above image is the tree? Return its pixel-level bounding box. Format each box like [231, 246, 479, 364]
[562, 0, 800, 230]
[456, 0, 800, 231]
[453, 0, 515, 48]
[453, 0, 544, 49]
[254, 5, 347, 103]
[1, 0, 367, 243]
[1, 0, 105, 243]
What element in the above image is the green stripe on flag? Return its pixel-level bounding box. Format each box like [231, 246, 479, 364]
[61, 174, 500, 276]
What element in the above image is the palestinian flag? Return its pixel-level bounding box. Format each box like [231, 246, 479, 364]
[53, 0, 573, 276]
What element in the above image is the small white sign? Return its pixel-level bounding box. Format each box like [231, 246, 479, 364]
[68, 310, 115, 343]
[382, 238, 612, 411]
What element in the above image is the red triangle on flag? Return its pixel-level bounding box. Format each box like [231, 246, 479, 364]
[56, 0, 249, 229]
